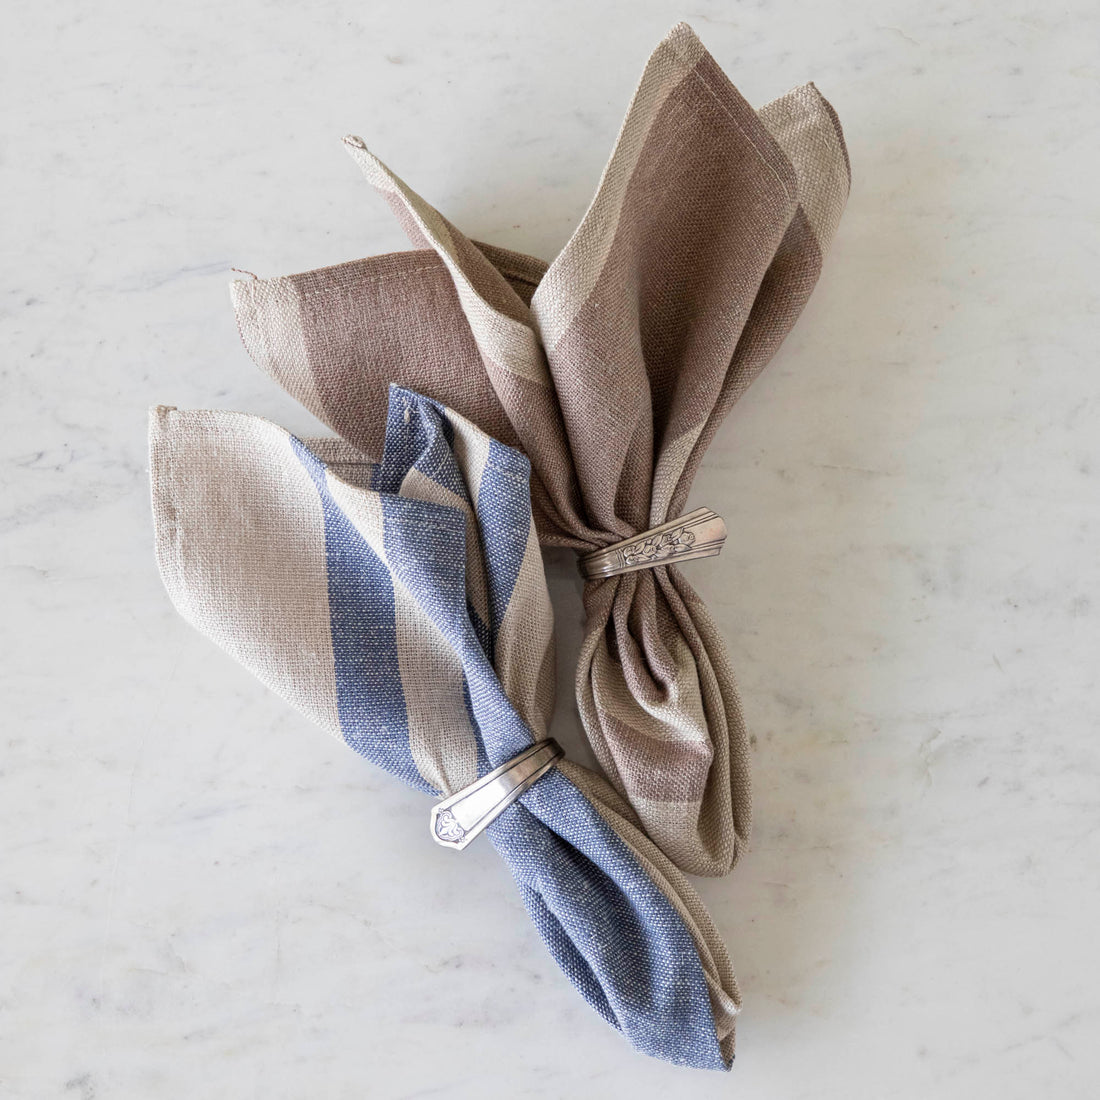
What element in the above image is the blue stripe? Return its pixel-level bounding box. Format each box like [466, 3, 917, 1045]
[291, 388, 728, 1069]
[379, 492, 532, 766]
[374, 386, 468, 502]
[475, 438, 535, 645]
[490, 771, 727, 1070]
[290, 437, 433, 794]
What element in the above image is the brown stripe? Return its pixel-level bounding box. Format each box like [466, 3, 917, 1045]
[599, 709, 713, 802]
[539, 48, 799, 538]
[288, 252, 520, 461]
[666, 204, 824, 519]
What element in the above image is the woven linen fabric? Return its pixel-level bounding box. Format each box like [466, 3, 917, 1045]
[150, 386, 741, 1069]
[231, 23, 851, 877]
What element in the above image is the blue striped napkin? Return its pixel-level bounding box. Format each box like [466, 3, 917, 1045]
[150, 385, 739, 1069]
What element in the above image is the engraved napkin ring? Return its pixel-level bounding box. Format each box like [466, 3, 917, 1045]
[578, 507, 727, 581]
[430, 739, 564, 850]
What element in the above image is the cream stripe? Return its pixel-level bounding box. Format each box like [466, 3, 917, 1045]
[494, 517, 555, 739]
[530, 25, 704, 351]
[343, 137, 549, 387]
[589, 628, 706, 743]
[625, 794, 718, 874]
[445, 409, 493, 513]
[758, 83, 850, 253]
[149, 408, 340, 735]
[326, 473, 480, 794]
[391, 575, 480, 795]
[230, 277, 327, 420]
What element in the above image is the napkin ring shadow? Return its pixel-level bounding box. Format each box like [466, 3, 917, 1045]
[431, 739, 564, 850]
[578, 507, 727, 581]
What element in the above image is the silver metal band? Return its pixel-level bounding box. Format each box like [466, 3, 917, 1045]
[430, 739, 564, 850]
[577, 507, 727, 581]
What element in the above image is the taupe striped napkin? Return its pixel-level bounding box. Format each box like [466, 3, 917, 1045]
[231, 23, 850, 876]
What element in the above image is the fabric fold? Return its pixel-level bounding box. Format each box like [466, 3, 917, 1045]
[230, 22, 850, 877]
[150, 386, 739, 1068]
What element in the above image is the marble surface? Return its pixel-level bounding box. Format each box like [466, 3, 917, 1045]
[4, 1, 1099, 1095]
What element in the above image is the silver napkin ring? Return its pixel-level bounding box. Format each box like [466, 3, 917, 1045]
[430, 739, 563, 850]
[578, 507, 727, 580]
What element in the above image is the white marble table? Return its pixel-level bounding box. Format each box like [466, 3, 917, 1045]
[4, 1, 1098, 1096]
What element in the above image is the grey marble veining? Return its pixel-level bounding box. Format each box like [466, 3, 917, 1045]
[3, 1, 1099, 1096]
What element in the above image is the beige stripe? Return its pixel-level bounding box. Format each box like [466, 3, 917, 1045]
[444, 406, 493, 512]
[494, 516, 555, 739]
[343, 137, 549, 387]
[626, 794, 718, 874]
[589, 627, 706, 743]
[325, 473, 479, 794]
[596, 711, 712, 802]
[758, 83, 851, 253]
[300, 436, 374, 465]
[391, 574, 480, 796]
[649, 421, 705, 527]
[149, 407, 340, 735]
[472, 238, 549, 294]
[230, 277, 327, 421]
[530, 24, 704, 351]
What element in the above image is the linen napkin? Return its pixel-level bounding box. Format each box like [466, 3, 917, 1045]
[230, 23, 851, 875]
[150, 387, 740, 1068]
